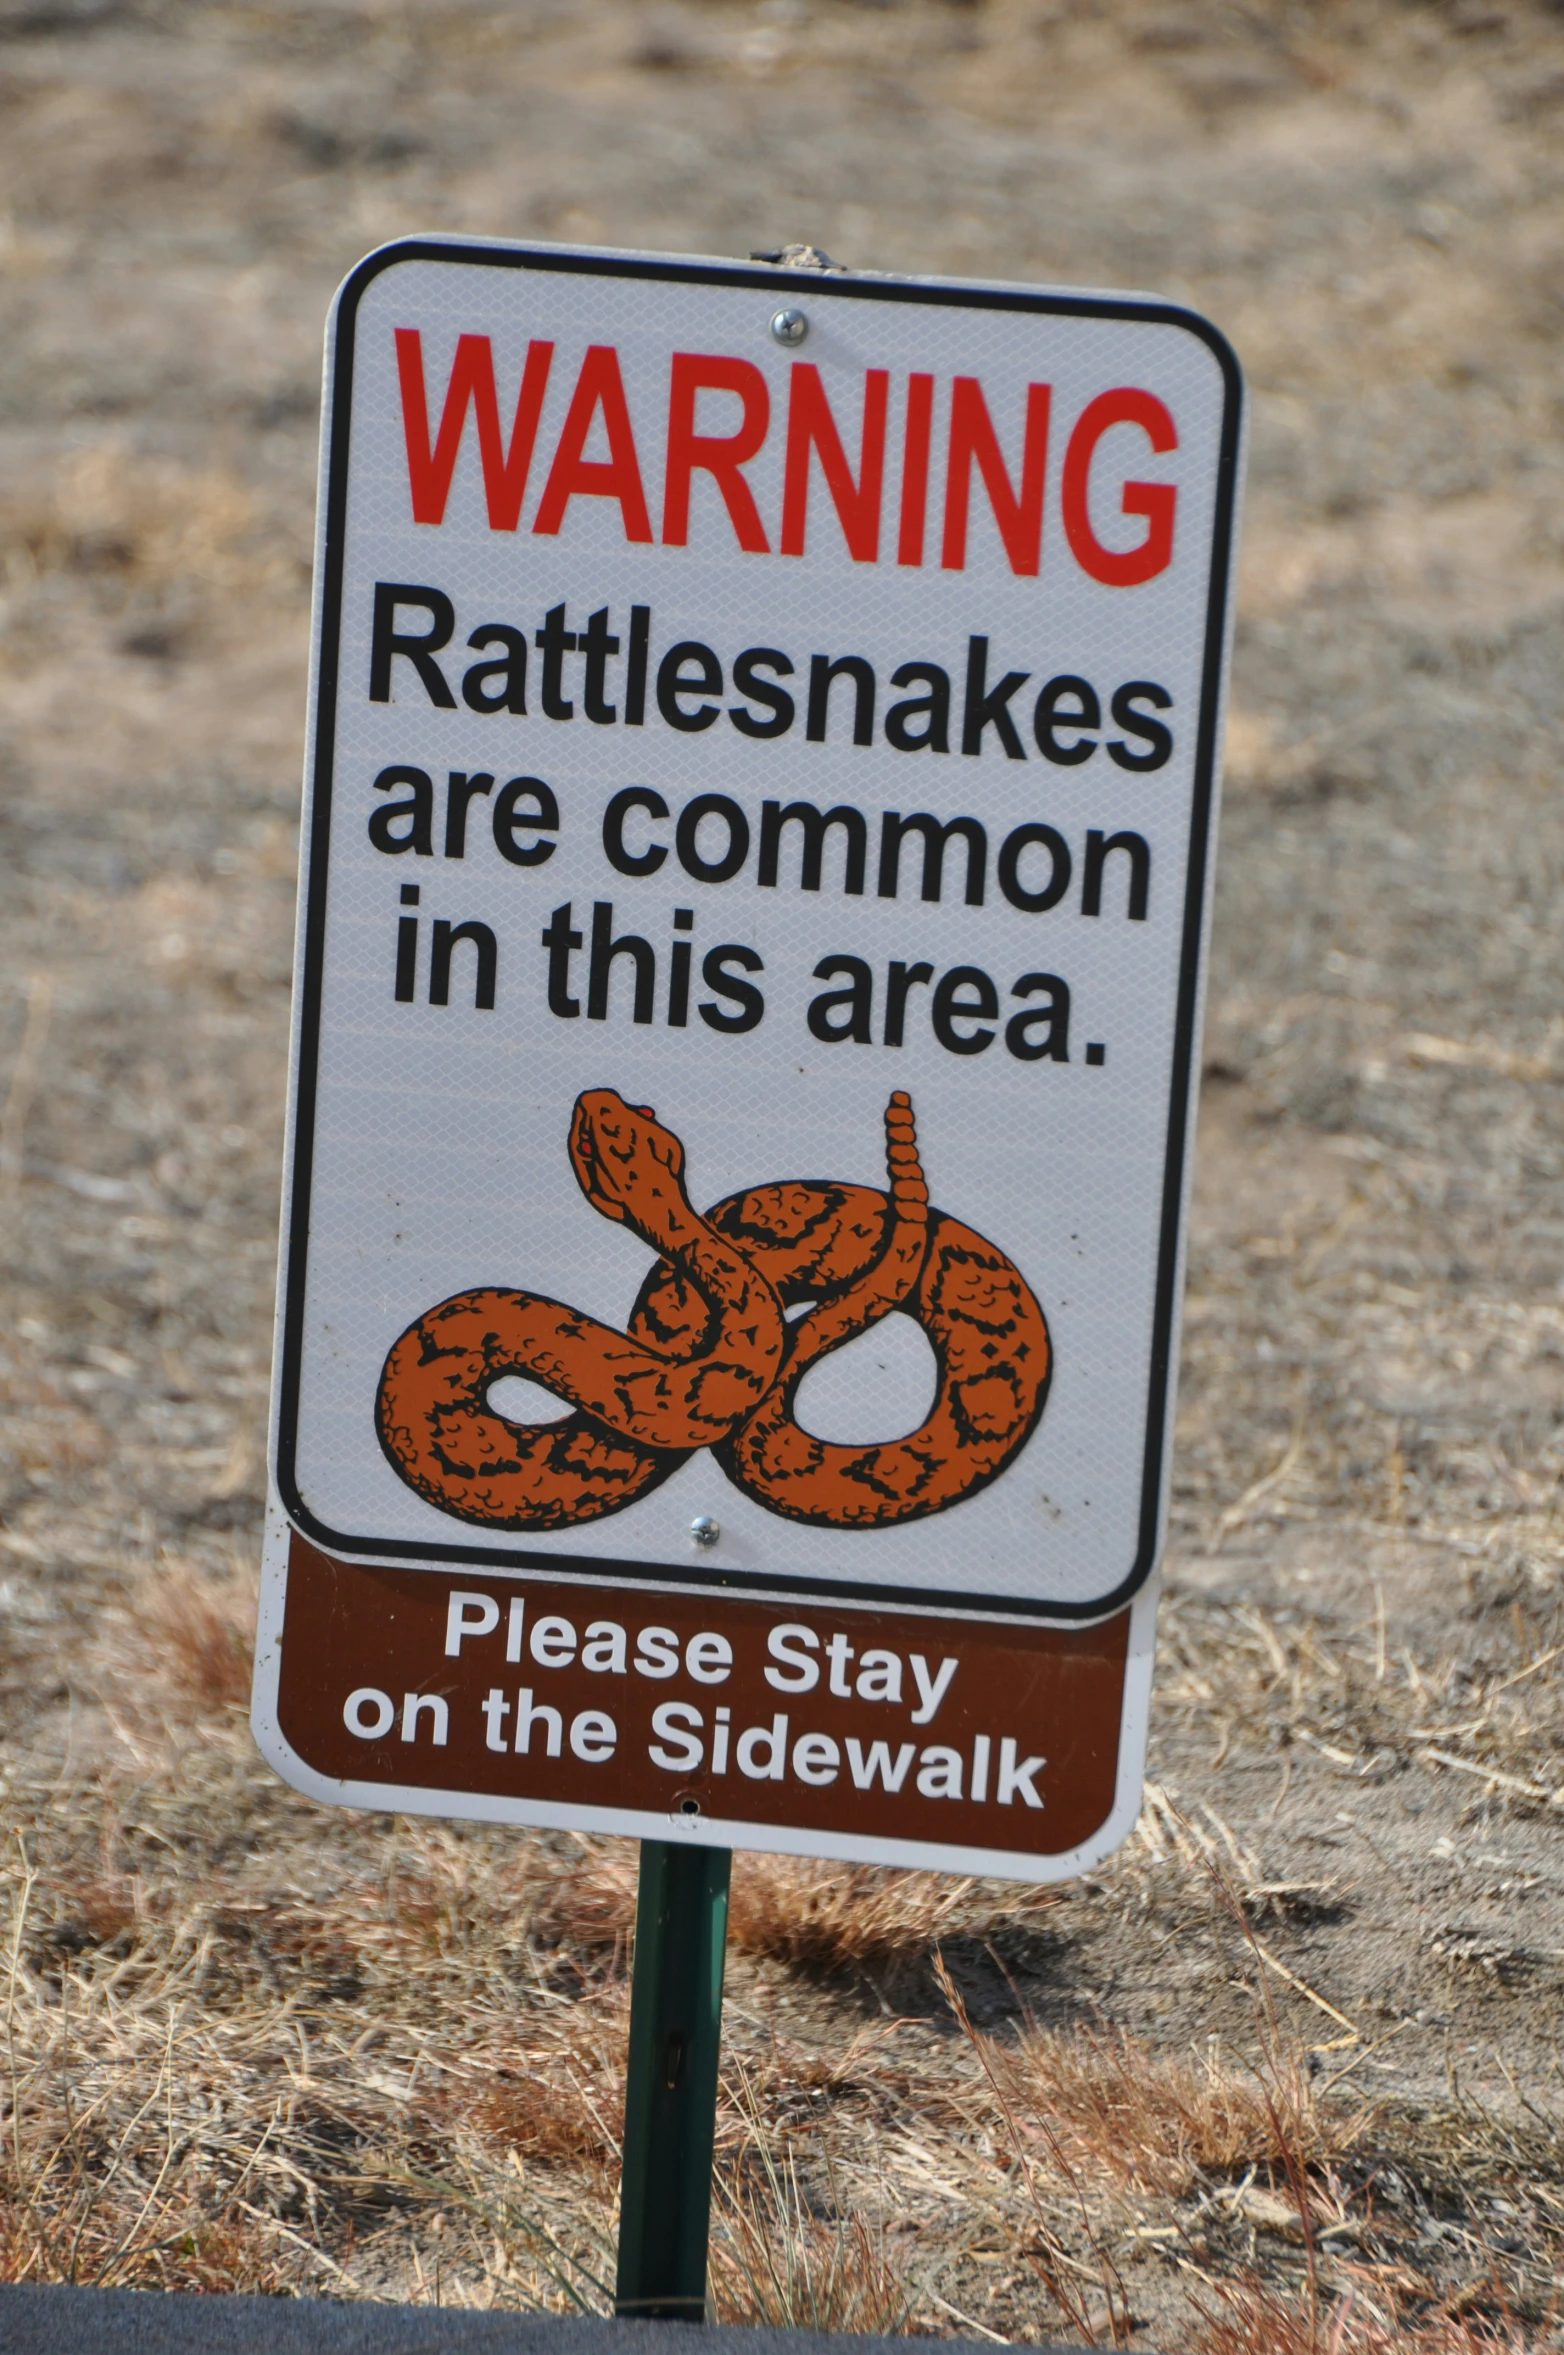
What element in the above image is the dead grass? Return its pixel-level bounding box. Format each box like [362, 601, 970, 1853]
[528, 1850, 636, 1968]
[525, 1846, 1062, 1987]
[0, 1776, 920, 2318]
[1189, 2278, 1537, 2355]
[468, 2066, 619, 2168]
[0, 1798, 627, 2302]
[0, 1716, 1559, 2339]
[727, 1856, 1061, 1978]
[710, 2158, 913, 2335]
[1002, 2024, 1373, 2199]
[127, 1559, 255, 1717]
[0, 445, 304, 657]
[0, 1563, 1556, 2339]
[1152, 1584, 1564, 1818]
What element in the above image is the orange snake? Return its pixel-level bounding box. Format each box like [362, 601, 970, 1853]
[375, 1089, 1050, 1532]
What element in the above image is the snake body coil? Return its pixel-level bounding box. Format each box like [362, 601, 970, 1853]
[375, 1089, 1050, 1532]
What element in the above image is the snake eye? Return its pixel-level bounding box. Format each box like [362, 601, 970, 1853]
[635, 1104, 655, 1118]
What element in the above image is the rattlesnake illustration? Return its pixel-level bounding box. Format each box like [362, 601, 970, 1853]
[375, 1089, 1050, 1532]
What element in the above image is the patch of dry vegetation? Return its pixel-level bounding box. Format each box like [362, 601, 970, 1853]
[510, 1847, 1061, 1985]
[710, 2101, 914, 2338]
[0, 446, 306, 665]
[1152, 1572, 1564, 1822]
[0, 1781, 628, 2304]
[728, 1858, 1062, 1981]
[1188, 2280, 1535, 2355]
[1002, 2024, 1373, 2199]
[930, 1923, 1564, 2352]
[126, 1559, 256, 1718]
[2, 1677, 1560, 2346]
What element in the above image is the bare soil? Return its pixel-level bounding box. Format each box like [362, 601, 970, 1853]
[2, 1, 1564, 2346]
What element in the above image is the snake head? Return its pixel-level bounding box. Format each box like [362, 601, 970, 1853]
[569, 1090, 687, 1227]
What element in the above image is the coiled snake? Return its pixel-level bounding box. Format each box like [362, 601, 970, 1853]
[374, 1089, 1051, 1532]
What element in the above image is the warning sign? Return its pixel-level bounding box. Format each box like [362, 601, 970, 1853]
[255, 237, 1242, 1875]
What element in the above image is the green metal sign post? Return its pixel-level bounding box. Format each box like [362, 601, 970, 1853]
[614, 1840, 733, 2321]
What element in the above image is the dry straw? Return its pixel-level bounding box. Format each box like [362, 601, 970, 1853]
[0, 1650, 1559, 2346]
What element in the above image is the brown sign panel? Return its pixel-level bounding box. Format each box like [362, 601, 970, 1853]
[264, 1531, 1131, 1869]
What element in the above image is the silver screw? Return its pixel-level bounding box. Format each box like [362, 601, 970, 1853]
[690, 1515, 721, 1549]
[770, 307, 808, 348]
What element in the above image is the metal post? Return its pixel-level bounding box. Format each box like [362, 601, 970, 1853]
[615, 1838, 732, 2321]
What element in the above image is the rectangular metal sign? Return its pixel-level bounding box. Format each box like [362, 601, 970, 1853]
[254, 236, 1243, 1877]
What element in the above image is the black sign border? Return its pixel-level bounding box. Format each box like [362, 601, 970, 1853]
[273, 237, 1244, 1624]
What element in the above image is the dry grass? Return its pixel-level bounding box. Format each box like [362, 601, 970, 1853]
[1152, 1583, 1564, 1824]
[728, 1857, 1060, 1979]
[1189, 2279, 1537, 2355]
[127, 1560, 256, 1718]
[0, 1688, 1560, 2341]
[0, 1764, 929, 2317]
[469, 2078, 616, 2168]
[0, 445, 304, 658]
[710, 2162, 913, 2335]
[0, 1795, 628, 2302]
[1002, 2025, 1373, 2200]
[527, 1851, 637, 1969]
[0, 1546, 1558, 2343]
[522, 1846, 1062, 1987]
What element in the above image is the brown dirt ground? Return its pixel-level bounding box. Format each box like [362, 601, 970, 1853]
[2, 1, 1564, 2346]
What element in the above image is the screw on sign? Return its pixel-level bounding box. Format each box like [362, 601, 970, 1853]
[253, 234, 1244, 2320]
